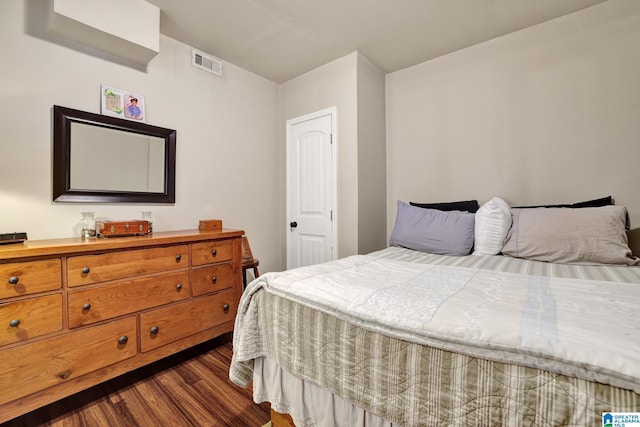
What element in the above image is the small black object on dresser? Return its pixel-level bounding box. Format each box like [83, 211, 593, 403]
[0, 232, 27, 244]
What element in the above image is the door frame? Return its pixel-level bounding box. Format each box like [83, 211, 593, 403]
[285, 106, 338, 269]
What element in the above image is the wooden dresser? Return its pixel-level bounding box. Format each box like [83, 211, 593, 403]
[0, 229, 244, 423]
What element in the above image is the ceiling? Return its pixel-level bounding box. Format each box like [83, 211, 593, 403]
[146, 0, 608, 83]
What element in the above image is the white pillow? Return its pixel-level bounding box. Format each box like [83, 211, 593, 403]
[473, 197, 511, 255]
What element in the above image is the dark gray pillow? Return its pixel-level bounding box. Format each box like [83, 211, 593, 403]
[389, 201, 475, 256]
[410, 199, 479, 213]
[513, 195, 612, 209]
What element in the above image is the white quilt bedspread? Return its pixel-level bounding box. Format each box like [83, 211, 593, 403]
[241, 254, 640, 393]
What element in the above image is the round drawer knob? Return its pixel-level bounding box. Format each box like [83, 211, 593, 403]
[175, 254, 182, 262]
[9, 319, 20, 328]
[176, 283, 183, 290]
[81, 267, 90, 275]
[150, 326, 160, 335]
[211, 249, 217, 257]
[118, 335, 129, 345]
[223, 303, 230, 312]
[82, 303, 92, 311]
[8, 276, 19, 285]
[211, 276, 218, 284]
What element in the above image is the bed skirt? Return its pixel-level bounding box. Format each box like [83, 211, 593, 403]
[255, 357, 399, 427]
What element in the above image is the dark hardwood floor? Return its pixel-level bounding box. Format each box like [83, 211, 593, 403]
[2, 333, 271, 427]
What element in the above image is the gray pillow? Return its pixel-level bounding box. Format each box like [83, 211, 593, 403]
[502, 206, 640, 265]
[389, 201, 475, 256]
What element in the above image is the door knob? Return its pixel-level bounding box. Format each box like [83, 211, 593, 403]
[290, 221, 298, 228]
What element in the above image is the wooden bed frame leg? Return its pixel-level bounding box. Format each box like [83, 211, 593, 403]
[270, 408, 296, 427]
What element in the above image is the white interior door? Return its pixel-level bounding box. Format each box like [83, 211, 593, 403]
[286, 108, 336, 269]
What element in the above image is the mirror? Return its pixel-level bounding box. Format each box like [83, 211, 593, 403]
[53, 105, 176, 203]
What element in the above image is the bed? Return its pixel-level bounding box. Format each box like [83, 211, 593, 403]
[230, 198, 640, 426]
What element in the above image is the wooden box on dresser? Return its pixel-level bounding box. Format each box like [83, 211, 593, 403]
[0, 229, 244, 423]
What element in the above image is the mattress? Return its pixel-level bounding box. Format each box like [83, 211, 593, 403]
[230, 247, 640, 426]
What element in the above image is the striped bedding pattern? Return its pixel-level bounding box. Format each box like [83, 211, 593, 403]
[372, 246, 640, 283]
[230, 248, 640, 426]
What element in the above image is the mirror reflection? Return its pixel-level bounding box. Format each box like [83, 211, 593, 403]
[70, 123, 166, 193]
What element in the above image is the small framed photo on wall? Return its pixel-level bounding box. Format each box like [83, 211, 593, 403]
[101, 85, 146, 122]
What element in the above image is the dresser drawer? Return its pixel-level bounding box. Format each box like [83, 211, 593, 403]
[191, 263, 235, 297]
[0, 294, 62, 346]
[0, 259, 62, 299]
[191, 239, 234, 266]
[67, 245, 189, 287]
[139, 291, 236, 353]
[0, 316, 136, 406]
[68, 272, 190, 328]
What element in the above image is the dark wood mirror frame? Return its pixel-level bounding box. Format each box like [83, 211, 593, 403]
[53, 105, 176, 203]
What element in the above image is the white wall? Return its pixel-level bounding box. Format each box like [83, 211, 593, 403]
[280, 53, 359, 259]
[0, 1, 283, 273]
[357, 55, 387, 254]
[386, 0, 640, 241]
[5, 0, 636, 272]
[280, 51, 388, 259]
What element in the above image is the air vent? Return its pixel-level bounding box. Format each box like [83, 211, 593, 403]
[191, 49, 223, 77]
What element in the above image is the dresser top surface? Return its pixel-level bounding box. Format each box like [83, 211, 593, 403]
[0, 229, 244, 260]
